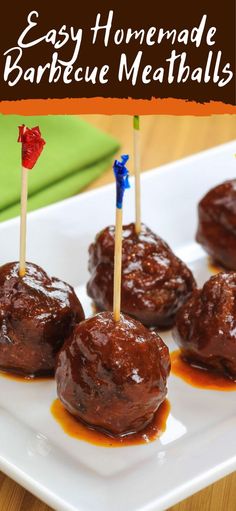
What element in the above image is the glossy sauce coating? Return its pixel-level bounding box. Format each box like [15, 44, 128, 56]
[174, 272, 236, 380]
[87, 223, 196, 328]
[0, 262, 84, 377]
[197, 180, 236, 270]
[207, 258, 224, 275]
[56, 311, 170, 436]
[171, 350, 236, 390]
[51, 398, 170, 447]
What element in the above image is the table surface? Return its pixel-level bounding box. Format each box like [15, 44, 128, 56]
[1, 114, 236, 511]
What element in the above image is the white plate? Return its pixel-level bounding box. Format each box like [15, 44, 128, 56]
[0, 141, 236, 511]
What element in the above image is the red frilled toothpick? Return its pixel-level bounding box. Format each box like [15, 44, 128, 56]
[18, 125, 45, 277]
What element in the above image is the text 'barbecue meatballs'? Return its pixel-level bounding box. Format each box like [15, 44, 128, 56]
[87, 223, 196, 328]
[56, 311, 170, 436]
[174, 272, 236, 380]
[196, 179, 236, 270]
[0, 262, 84, 377]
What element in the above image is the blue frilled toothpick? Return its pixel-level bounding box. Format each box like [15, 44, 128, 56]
[113, 155, 130, 321]
[133, 115, 141, 234]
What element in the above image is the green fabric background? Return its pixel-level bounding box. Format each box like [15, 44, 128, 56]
[0, 115, 120, 221]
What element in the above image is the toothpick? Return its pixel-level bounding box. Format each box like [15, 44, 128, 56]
[113, 207, 123, 322]
[113, 155, 130, 322]
[19, 165, 28, 277]
[17, 124, 45, 278]
[133, 115, 141, 235]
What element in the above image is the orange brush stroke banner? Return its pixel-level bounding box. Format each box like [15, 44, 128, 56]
[1, 98, 236, 116]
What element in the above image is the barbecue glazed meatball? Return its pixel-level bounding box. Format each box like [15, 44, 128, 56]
[196, 179, 236, 270]
[56, 311, 170, 436]
[87, 223, 196, 328]
[174, 272, 236, 380]
[0, 262, 84, 377]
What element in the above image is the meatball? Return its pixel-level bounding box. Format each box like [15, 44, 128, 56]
[87, 223, 196, 328]
[174, 272, 236, 380]
[196, 179, 236, 270]
[0, 262, 84, 377]
[56, 311, 170, 436]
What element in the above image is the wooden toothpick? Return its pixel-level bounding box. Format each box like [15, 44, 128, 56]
[113, 155, 130, 322]
[18, 124, 46, 277]
[19, 165, 28, 277]
[113, 207, 123, 322]
[133, 115, 141, 235]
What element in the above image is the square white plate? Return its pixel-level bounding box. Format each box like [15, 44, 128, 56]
[0, 141, 236, 511]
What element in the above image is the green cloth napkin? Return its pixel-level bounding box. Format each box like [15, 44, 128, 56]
[0, 115, 120, 221]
